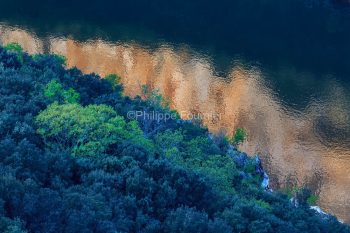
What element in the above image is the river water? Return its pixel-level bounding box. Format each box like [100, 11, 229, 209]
[0, 0, 349, 223]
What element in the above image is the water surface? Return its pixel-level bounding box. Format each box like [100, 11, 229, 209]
[0, 0, 350, 222]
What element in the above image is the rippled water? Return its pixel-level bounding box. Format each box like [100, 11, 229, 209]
[1, 0, 350, 223]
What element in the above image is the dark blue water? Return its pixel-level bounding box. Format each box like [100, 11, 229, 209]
[1, 0, 350, 222]
[1, 0, 350, 73]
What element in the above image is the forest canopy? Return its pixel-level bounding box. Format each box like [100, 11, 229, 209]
[0, 45, 348, 233]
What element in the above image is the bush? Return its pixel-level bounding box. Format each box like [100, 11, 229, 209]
[4, 43, 24, 63]
[231, 128, 247, 145]
[44, 80, 80, 104]
[35, 102, 153, 156]
[4, 43, 23, 54]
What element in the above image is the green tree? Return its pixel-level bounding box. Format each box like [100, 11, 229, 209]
[35, 103, 153, 156]
[4, 43, 23, 53]
[155, 131, 238, 193]
[44, 80, 80, 104]
[32, 54, 66, 66]
[231, 128, 247, 146]
[4, 43, 24, 63]
[154, 129, 183, 158]
[104, 74, 121, 89]
[307, 194, 318, 206]
[197, 154, 238, 194]
[53, 54, 67, 66]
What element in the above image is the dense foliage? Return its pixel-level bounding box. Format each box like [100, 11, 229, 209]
[0, 46, 348, 233]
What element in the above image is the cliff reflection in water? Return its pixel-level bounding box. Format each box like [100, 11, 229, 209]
[1, 25, 350, 223]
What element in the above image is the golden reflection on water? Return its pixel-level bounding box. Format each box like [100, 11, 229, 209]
[1, 25, 350, 223]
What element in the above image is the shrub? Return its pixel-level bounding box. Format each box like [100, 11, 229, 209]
[44, 80, 80, 104]
[307, 194, 318, 206]
[104, 74, 120, 88]
[4, 43, 23, 53]
[35, 102, 153, 156]
[231, 128, 247, 145]
[4, 43, 24, 63]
